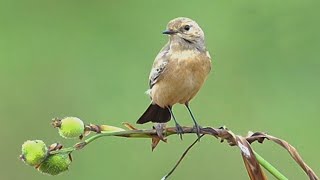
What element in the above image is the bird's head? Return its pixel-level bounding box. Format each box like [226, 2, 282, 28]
[163, 17, 205, 45]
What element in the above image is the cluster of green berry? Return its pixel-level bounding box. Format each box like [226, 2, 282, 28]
[20, 117, 85, 175]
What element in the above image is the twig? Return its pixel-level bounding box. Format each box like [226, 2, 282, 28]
[48, 125, 318, 180]
[161, 134, 205, 180]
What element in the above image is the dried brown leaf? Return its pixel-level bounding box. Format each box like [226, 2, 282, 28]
[236, 136, 267, 180]
[151, 136, 166, 151]
[246, 132, 319, 180]
[122, 122, 138, 130]
[83, 126, 92, 137]
[48, 143, 63, 152]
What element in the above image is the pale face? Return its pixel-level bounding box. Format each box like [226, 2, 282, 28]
[165, 17, 205, 43]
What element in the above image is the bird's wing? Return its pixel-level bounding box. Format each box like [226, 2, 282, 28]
[149, 43, 170, 88]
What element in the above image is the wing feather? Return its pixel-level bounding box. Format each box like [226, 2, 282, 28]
[149, 43, 170, 88]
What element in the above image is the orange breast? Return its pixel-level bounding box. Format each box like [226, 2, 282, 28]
[151, 50, 211, 108]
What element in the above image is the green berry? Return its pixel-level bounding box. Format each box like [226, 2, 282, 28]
[38, 154, 72, 175]
[58, 117, 84, 139]
[21, 140, 48, 166]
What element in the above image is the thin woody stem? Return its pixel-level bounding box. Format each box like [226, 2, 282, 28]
[48, 126, 317, 180]
[162, 134, 205, 180]
[49, 127, 213, 156]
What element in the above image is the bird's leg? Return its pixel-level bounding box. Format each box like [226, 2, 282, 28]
[168, 106, 183, 140]
[185, 103, 201, 140]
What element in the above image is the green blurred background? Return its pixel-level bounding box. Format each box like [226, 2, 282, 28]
[1, 0, 319, 179]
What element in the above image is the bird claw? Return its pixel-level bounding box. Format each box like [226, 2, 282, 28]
[154, 123, 166, 141]
[155, 128, 165, 141]
[193, 123, 202, 141]
[175, 123, 184, 140]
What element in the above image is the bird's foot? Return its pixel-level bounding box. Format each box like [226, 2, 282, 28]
[175, 123, 184, 140]
[154, 123, 166, 141]
[193, 123, 202, 141]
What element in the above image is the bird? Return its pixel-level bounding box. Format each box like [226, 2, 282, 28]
[136, 17, 212, 140]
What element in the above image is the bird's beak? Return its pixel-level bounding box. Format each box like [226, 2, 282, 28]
[162, 29, 177, 35]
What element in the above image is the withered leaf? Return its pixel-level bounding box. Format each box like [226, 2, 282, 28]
[236, 136, 267, 180]
[246, 132, 319, 180]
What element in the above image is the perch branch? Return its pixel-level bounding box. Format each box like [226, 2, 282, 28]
[49, 124, 318, 180]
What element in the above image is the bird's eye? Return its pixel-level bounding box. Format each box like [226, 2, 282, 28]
[184, 25, 190, 31]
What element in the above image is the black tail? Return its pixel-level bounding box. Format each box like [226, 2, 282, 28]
[137, 104, 171, 124]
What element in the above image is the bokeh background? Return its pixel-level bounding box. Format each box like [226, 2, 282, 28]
[1, 0, 319, 179]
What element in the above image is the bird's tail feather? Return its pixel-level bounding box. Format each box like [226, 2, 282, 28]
[137, 104, 171, 124]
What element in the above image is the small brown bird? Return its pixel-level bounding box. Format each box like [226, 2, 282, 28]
[137, 17, 212, 139]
